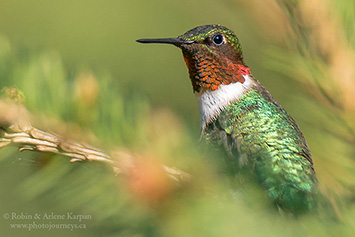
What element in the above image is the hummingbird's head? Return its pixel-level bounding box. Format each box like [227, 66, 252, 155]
[137, 25, 250, 93]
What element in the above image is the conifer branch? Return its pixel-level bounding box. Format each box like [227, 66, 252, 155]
[0, 100, 191, 183]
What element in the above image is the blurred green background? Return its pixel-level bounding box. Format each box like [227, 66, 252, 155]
[0, 0, 354, 236]
[0, 0, 271, 122]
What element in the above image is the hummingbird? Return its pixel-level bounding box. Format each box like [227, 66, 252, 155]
[137, 25, 318, 212]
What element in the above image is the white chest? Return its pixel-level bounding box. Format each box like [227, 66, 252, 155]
[195, 74, 255, 130]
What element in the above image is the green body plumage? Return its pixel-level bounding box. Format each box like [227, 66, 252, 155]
[137, 25, 318, 212]
[204, 82, 317, 211]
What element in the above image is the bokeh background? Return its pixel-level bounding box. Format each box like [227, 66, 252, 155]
[0, 0, 354, 236]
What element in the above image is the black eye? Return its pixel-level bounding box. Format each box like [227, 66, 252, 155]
[212, 34, 224, 45]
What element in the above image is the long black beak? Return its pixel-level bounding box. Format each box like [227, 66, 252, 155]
[136, 38, 194, 47]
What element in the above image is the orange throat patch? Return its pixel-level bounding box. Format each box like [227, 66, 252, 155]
[183, 55, 250, 92]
